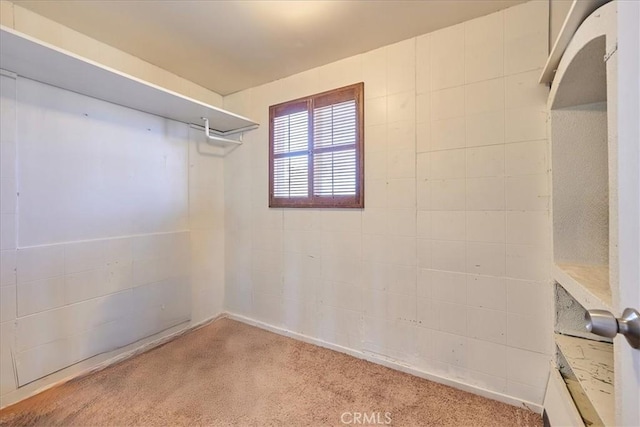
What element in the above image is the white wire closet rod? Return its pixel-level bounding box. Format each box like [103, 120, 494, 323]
[192, 118, 259, 146]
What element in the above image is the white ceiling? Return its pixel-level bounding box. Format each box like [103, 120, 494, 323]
[14, 0, 529, 95]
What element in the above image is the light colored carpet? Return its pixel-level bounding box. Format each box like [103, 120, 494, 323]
[0, 318, 542, 426]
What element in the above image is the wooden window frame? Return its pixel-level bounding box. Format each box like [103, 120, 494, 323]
[269, 82, 364, 209]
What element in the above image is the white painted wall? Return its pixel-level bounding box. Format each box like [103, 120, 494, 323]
[0, 73, 226, 406]
[0, 73, 226, 404]
[16, 79, 190, 246]
[224, 0, 553, 408]
[0, 4, 226, 406]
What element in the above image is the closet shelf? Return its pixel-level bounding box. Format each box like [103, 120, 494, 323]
[555, 333, 614, 427]
[0, 26, 258, 141]
[553, 263, 612, 312]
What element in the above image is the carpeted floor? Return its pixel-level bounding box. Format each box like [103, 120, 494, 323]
[0, 318, 542, 426]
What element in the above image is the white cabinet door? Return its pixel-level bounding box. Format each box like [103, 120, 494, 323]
[616, 1, 640, 425]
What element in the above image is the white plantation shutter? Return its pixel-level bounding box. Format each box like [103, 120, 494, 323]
[313, 100, 357, 197]
[313, 149, 356, 196]
[273, 156, 308, 197]
[269, 83, 363, 208]
[313, 100, 357, 149]
[272, 110, 308, 154]
[272, 110, 309, 198]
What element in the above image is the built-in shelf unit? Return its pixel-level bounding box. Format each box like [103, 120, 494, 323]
[543, 1, 617, 426]
[0, 26, 258, 148]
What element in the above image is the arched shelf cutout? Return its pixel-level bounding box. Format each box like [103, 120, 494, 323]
[551, 36, 607, 110]
[549, 2, 616, 110]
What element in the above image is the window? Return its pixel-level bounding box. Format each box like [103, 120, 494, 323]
[269, 83, 364, 208]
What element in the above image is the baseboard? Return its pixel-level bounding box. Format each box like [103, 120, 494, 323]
[1, 312, 545, 415]
[226, 312, 544, 414]
[0, 313, 225, 410]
